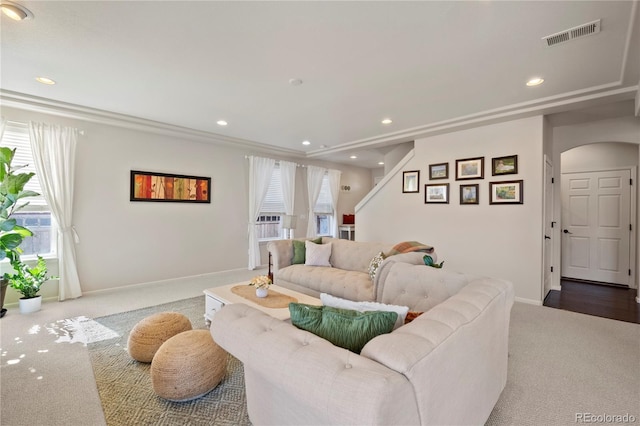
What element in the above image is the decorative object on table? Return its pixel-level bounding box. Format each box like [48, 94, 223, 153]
[429, 162, 448, 180]
[460, 184, 479, 205]
[342, 214, 355, 225]
[489, 180, 524, 204]
[492, 155, 518, 176]
[455, 157, 484, 180]
[402, 170, 420, 193]
[423, 254, 444, 268]
[127, 311, 192, 362]
[0, 146, 40, 318]
[6, 255, 58, 314]
[130, 170, 211, 203]
[425, 183, 449, 204]
[249, 275, 272, 298]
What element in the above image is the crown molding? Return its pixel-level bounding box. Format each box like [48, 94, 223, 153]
[307, 83, 639, 157]
[0, 90, 304, 158]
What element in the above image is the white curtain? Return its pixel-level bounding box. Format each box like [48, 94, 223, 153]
[0, 116, 6, 139]
[248, 156, 275, 270]
[306, 165, 326, 237]
[28, 121, 82, 301]
[328, 169, 342, 238]
[279, 160, 297, 237]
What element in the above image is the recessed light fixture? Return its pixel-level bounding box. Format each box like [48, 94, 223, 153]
[35, 77, 55, 85]
[1, 1, 33, 20]
[216, 120, 228, 126]
[378, 161, 384, 165]
[302, 140, 311, 146]
[526, 77, 544, 87]
[381, 118, 393, 125]
[350, 155, 357, 159]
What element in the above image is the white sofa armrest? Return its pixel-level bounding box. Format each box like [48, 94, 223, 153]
[266, 239, 294, 273]
[361, 278, 515, 426]
[211, 303, 420, 425]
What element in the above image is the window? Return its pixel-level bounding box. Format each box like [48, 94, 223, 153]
[314, 173, 333, 236]
[1, 121, 56, 257]
[257, 166, 285, 241]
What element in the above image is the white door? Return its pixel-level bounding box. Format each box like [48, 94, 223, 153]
[543, 158, 554, 299]
[561, 169, 631, 285]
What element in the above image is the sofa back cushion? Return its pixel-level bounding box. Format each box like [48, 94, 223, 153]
[323, 238, 392, 273]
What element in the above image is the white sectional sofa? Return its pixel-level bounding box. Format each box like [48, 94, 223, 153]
[211, 243, 515, 425]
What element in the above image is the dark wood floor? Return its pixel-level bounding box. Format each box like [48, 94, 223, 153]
[544, 279, 640, 324]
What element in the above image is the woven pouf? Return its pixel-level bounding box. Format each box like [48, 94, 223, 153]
[151, 329, 227, 401]
[127, 312, 192, 363]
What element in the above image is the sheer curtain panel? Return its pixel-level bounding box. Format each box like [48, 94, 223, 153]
[279, 160, 297, 231]
[328, 169, 342, 238]
[248, 156, 275, 270]
[306, 165, 326, 237]
[0, 117, 6, 139]
[28, 121, 82, 300]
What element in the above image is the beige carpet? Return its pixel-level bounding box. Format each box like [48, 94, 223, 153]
[86, 297, 249, 426]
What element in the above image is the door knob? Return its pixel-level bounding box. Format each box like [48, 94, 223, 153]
[544, 235, 551, 239]
[563, 229, 572, 234]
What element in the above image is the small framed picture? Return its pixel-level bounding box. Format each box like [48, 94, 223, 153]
[492, 155, 518, 176]
[460, 184, 479, 205]
[489, 180, 523, 204]
[456, 157, 484, 180]
[402, 170, 420, 193]
[429, 163, 449, 180]
[425, 183, 449, 204]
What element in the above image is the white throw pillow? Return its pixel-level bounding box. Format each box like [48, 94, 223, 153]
[305, 241, 332, 267]
[320, 293, 409, 330]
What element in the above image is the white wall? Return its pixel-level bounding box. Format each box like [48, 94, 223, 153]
[562, 142, 638, 172]
[357, 116, 545, 303]
[1, 106, 372, 301]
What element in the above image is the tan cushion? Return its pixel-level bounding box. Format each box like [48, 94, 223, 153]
[151, 330, 227, 401]
[127, 312, 192, 362]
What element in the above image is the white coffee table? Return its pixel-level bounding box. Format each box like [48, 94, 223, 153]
[204, 282, 321, 324]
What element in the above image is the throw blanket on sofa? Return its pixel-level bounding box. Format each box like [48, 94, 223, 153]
[387, 241, 434, 256]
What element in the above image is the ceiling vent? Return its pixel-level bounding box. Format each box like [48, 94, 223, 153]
[542, 19, 601, 47]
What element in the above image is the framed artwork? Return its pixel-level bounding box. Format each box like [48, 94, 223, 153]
[403, 170, 420, 193]
[456, 157, 484, 180]
[492, 155, 518, 176]
[425, 183, 449, 204]
[460, 184, 479, 205]
[429, 163, 449, 180]
[489, 180, 523, 205]
[130, 170, 211, 203]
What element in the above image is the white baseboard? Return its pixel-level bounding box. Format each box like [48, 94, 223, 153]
[515, 296, 542, 306]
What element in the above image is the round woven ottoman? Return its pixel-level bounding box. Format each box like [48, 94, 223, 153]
[127, 312, 192, 363]
[151, 329, 227, 401]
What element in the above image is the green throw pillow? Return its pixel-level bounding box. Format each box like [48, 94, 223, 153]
[292, 237, 322, 264]
[289, 303, 397, 353]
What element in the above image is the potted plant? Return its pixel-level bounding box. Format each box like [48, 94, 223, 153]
[5, 256, 57, 314]
[248, 275, 272, 298]
[0, 146, 39, 317]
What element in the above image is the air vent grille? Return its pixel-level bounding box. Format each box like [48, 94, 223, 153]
[543, 19, 601, 47]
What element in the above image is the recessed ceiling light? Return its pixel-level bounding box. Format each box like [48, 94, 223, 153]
[526, 77, 544, 87]
[216, 120, 228, 126]
[1, 2, 33, 20]
[350, 155, 357, 159]
[381, 118, 393, 125]
[302, 140, 311, 146]
[378, 161, 384, 165]
[35, 77, 55, 85]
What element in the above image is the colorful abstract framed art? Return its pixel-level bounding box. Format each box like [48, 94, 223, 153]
[130, 170, 211, 203]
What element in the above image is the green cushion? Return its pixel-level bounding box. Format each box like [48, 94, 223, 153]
[289, 303, 397, 353]
[292, 237, 322, 264]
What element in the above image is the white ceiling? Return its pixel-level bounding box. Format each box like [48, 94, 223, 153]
[1, 1, 639, 168]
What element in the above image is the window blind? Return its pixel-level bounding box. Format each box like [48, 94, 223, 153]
[314, 174, 332, 213]
[261, 166, 285, 213]
[1, 121, 46, 206]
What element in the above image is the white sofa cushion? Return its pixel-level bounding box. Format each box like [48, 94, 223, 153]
[305, 241, 332, 266]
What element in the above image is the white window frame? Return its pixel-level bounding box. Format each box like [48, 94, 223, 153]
[1, 121, 57, 260]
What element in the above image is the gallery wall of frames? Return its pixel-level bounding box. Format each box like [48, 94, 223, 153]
[402, 154, 523, 205]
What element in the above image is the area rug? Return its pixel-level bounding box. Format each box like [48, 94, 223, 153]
[85, 297, 251, 426]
